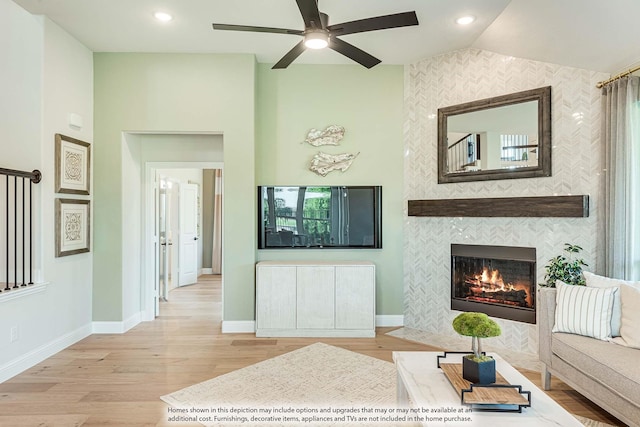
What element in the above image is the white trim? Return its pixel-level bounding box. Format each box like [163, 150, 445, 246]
[200, 268, 213, 275]
[256, 329, 375, 338]
[0, 282, 48, 304]
[221, 320, 255, 333]
[0, 323, 92, 383]
[125, 131, 223, 136]
[92, 312, 142, 334]
[224, 317, 403, 333]
[141, 309, 154, 322]
[376, 315, 404, 327]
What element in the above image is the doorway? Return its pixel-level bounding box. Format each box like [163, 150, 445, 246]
[157, 171, 223, 294]
[147, 164, 224, 317]
[121, 132, 224, 323]
[156, 172, 199, 298]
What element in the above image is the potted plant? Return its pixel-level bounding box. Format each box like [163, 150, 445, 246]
[542, 243, 588, 287]
[452, 312, 501, 384]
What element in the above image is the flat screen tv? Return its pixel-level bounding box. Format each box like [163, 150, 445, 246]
[258, 186, 382, 249]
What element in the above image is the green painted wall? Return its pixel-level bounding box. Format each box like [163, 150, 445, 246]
[256, 64, 405, 315]
[93, 53, 256, 321]
[93, 56, 404, 322]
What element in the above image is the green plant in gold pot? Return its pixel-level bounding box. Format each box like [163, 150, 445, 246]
[452, 312, 501, 384]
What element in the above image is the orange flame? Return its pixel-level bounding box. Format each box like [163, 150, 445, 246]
[470, 267, 532, 306]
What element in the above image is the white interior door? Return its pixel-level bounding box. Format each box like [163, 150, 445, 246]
[179, 183, 199, 286]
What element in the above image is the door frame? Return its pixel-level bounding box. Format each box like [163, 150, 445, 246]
[143, 161, 224, 320]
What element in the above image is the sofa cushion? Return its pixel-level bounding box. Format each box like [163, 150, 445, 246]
[552, 332, 640, 402]
[584, 271, 640, 337]
[552, 281, 616, 340]
[612, 284, 640, 349]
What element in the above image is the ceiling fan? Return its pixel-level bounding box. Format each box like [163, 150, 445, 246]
[212, 0, 419, 69]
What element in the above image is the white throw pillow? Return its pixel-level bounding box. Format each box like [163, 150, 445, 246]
[584, 271, 640, 337]
[612, 284, 640, 349]
[553, 280, 617, 341]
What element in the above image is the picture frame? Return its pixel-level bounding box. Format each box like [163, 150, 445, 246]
[55, 133, 91, 195]
[55, 198, 91, 257]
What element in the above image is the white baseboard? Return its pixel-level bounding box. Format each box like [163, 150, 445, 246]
[221, 318, 401, 333]
[0, 323, 92, 383]
[92, 312, 142, 334]
[376, 315, 404, 327]
[221, 320, 255, 333]
[200, 268, 213, 275]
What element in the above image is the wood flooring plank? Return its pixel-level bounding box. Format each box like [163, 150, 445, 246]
[0, 382, 57, 392]
[231, 339, 277, 346]
[0, 414, 89, 427]
[0, 391, 88, 404]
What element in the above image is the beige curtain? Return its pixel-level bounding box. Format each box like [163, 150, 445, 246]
[602, 75, 640, 280]
[211, 169, 223, 274]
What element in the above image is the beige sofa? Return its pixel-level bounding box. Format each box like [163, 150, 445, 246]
[538, 287, 640, 427]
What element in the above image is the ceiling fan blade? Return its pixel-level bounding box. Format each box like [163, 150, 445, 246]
[272, 40, 307, 69]
[329, 37, 381, 69]
[296, 0, 323, 29]
[212, 23, 303, 36]
[328, 11, 418, 36]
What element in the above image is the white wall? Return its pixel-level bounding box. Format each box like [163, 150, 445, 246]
[0, 1, 44, 378]
[403, 48, 608, 354]
[40, 15, 93, 349]
[0, 0, 93, 382]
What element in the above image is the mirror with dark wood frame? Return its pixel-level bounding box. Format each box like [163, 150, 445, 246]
[438, 86, 552, 183]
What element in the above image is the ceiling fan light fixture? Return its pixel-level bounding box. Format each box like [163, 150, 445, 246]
[304, 30, 329, 49]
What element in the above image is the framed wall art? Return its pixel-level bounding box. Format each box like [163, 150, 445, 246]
[55, 198, 90, 257]
[55, 133, 90, 195]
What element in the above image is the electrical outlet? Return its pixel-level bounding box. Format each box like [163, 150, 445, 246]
[10, 326, 18, 343]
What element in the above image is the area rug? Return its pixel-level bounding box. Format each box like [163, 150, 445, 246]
[161, 343, 397, 426]
[161, 342, 614, 427]
[574, 416, 616, 427]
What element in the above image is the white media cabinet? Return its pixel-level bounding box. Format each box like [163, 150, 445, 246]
[255, 261, 376, 337]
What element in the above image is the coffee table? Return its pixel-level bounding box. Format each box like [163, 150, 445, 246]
[393, 351, 583, 426]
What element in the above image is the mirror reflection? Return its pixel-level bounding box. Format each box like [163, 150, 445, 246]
[438, 86, 551, 183]
[447, 101, 539, 172]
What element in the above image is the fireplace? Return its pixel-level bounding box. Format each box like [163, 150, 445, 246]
[451, 244, 536, 324]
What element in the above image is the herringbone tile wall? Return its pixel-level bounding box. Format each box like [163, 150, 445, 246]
[403, 48, 609, 353]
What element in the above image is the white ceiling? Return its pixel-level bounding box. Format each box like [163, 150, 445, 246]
[12, 0, 640, 73]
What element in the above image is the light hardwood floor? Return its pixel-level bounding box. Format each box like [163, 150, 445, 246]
[0, 275, 625, 426]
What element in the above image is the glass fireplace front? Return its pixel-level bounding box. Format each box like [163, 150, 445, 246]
[451, 244, 536, 324]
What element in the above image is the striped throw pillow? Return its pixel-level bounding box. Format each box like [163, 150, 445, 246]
[552, 280, 617, 341]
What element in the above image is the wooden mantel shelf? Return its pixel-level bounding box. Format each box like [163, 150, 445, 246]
[408, 195, 589, 218]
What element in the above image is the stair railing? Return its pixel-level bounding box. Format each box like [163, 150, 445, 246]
[0, 167, 41, 291]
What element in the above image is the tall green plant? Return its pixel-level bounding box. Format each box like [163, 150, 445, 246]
[543, 243, 588, 287]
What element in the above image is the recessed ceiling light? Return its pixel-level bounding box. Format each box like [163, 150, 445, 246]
[154, 11, 173, 22]
[456, 15, 475, 25]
